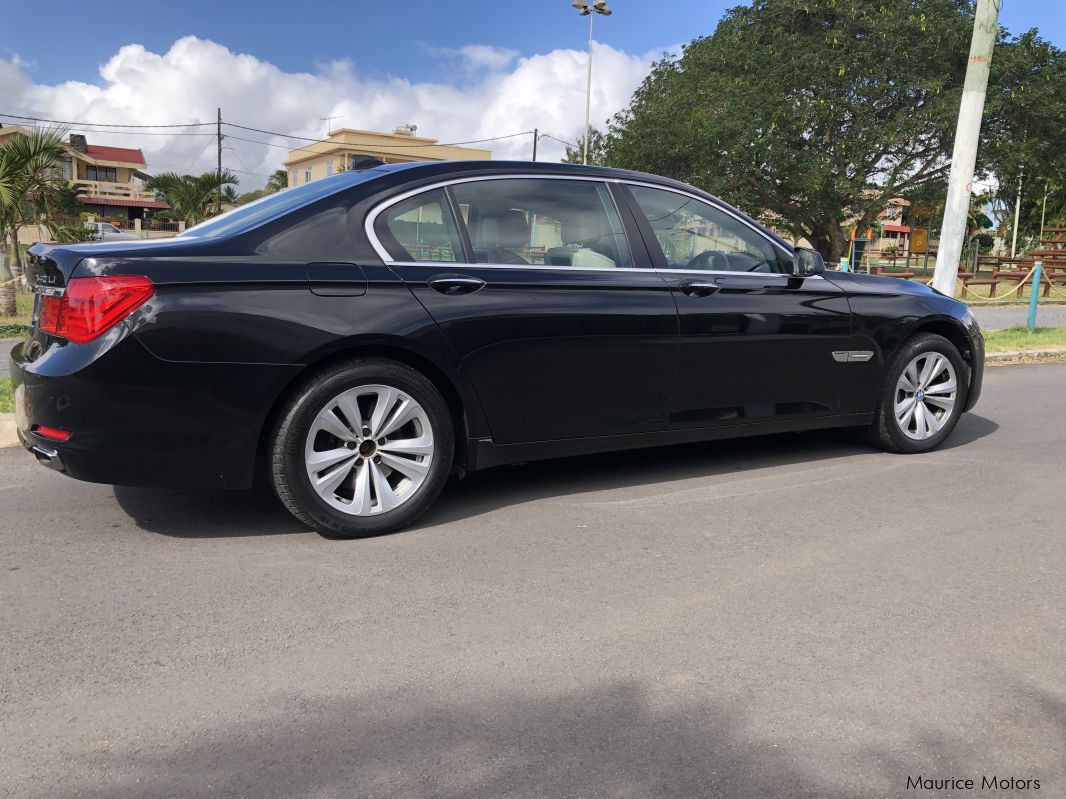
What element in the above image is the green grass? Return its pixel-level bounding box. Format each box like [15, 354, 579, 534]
[0, 291, 34, 339]
[983, 326, 1066, 353]
[0, 377, 14, 414]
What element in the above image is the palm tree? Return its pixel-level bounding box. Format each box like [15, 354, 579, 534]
[0, 127, 68, 315]
[147, 169, 239, 226]
[265, 169, 288, 194]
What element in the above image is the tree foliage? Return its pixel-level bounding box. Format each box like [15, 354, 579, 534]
[561, 130, 609, 166]
[265, 169, 289, 194]
[0, 127, 69, 315]
[146, 169, 239, 226]
[600, 0, 1066, 261]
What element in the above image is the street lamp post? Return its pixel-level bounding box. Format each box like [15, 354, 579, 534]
[572, 0, 612, 165]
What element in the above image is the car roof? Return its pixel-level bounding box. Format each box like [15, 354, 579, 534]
[357, 159, 687, 187]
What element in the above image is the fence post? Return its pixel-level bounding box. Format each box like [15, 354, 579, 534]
[1027, 261, 1043, 332]
[178, 221, 186, 234]
[134, 219, 143, 238]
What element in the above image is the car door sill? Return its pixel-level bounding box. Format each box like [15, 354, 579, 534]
[467, 413, 875, 471]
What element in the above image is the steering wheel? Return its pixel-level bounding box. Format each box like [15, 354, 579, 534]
[686, 250, 730, 271]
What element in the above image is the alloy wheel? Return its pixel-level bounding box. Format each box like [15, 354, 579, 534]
[894, 352, 958, 441]
[303, 384, 434, 515]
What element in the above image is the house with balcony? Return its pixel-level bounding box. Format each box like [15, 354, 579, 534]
[283, 125, 490, 187]
[0, 126, 169, 223]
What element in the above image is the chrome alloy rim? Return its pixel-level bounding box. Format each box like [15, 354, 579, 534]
[304, 384, 434, 516]
[894, 353, 958, 441]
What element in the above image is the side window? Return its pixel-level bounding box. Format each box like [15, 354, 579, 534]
[377, 188, 462, 263]
[628, 185, 783, 273]
[449, 179, 634, 268]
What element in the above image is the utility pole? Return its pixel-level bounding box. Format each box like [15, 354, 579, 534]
[216, 107, 223, 214]
[1010, 165, 1023, 258]
[932, 0, 1000, 296]
[532, 128, 538, 161]
[1039, 182, 1049, 242]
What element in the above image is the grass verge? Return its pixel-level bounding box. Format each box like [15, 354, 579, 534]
[983, 326, 1066, 353]
[0, 291, 33, 339]
[0, 377, 14, 414]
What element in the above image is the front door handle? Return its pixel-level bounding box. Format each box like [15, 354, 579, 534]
[428, 275, 486, 296]
[678, 280, 720, 298]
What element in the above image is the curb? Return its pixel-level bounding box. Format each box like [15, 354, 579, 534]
[0, 413, 17, 449]
[985, 347, 1066, 365]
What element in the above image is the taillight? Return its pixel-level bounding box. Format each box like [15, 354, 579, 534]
[38, 275, 154, 344]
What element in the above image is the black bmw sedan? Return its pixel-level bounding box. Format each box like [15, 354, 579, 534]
[10, 161, 983, 537]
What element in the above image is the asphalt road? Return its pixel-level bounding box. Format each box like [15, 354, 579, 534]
[1, 364, 1065, 798]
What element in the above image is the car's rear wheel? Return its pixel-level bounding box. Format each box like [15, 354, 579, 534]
[271, 358, 454, 537]
[866, 333, 967, 454]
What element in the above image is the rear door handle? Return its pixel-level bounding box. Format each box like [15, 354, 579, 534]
[678, 280, 720, 298]
[428, 275, 486, 295]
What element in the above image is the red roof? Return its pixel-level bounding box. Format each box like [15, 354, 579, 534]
[79, 195, 169, 210]
[883, 224, 910, 233]
[84, 144, 146, 165]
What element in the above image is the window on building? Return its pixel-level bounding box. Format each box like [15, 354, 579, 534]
[449, 178, 633, 268]
[627, 185, 783, 273]
[86, 166, 117, 182]
[326, 159, 334, 176]
[304, 168, 312, 184]
[377, 189, 461, 263]
[61, 158, 73, 181]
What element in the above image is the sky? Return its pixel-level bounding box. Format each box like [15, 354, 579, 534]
[1, 0, 1062, 189]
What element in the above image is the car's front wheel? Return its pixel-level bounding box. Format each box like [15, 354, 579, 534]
[866, 333, 968, 454]
[271, 358, 454, 537]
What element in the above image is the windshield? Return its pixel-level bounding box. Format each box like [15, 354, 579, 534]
[179, 169, 389, 239]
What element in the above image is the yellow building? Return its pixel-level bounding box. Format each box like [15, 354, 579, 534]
[0, 126, 167, 221]
[283, 126, 490, 187]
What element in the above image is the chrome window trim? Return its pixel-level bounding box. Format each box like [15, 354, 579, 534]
[366, 174, 628, 265]
[384, 260, 664, 274]
[656, 267, 825, 281]
[364, 173, 794, 269]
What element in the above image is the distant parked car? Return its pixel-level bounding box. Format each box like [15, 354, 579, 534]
[88, 221, 139, 241]
[11, 161, 984, 538]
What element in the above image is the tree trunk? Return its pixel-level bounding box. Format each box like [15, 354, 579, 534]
[810, 220, 849, 265]
[9, 225, 24, 280]
[0, 236, 16, 317]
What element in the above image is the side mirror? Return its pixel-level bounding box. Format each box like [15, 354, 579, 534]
[792, 247, 825, 277]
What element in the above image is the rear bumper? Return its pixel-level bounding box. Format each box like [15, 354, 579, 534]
[9, 331, 301, 489]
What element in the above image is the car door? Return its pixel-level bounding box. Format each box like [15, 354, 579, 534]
[369, 176, 679, 445]
[620, 182, 853, 429]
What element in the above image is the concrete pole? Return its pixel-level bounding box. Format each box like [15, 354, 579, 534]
[932, 0, 1000, 295]
[1010, 166, 1023, 258]
[1039, 182, 1049, 242]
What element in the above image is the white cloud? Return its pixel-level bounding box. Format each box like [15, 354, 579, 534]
[0, 36, 657, 188]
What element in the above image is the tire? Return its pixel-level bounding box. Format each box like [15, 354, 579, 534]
[865, 333, 968, 454]
[270, 358, 454, 538]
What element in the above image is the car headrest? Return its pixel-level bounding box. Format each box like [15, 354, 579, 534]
[476, 210, 529, 250]
[562, 213, 609, 247]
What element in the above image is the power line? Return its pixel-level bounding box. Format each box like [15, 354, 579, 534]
[222, 122, 536, 149]
[0, 111, 214, 128]
[538, 133, 580, 149]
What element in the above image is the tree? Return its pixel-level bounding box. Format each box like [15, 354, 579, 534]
[265, 169, 289, 194]
[0, 128, 68, 315]
[146, 170, 239, 226]
[601, 0, 1066, 263]
[561, 130, 609, 166]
